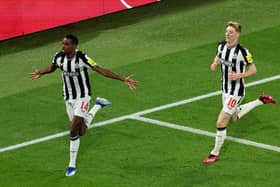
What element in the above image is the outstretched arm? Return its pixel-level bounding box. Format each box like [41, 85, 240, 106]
[30, 64, 57, 80]
[94, 65, 137, 90]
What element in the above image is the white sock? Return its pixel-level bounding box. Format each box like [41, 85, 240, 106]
[85, 104, 102, 127]
[210, 128, 227, 156]
[89, 104, 102, 118]
[69, 137, 80, 168]
[237, 99, 263, 119]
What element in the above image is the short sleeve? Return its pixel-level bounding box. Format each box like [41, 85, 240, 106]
[216, 43, 221, 55]
[85, 55, 98, 69]
[216, 41, 226, 57]
[77, 50, 98, 69]
[52, 51, 63, 67]
[242, 49, 254, 65]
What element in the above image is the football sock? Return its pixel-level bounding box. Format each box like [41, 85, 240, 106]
[89, 104, 101, 117]
[69, 136, 80, 168]
[85, 105, 102, 127]
[209, 154, 217, 158]
[210, 127, 227, 156]
[237, 99, 263, 119]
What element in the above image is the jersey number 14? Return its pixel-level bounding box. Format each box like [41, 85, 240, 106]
[80, 101, 89, 111]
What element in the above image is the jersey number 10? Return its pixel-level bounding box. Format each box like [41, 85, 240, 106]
[227, 98, 237, 108]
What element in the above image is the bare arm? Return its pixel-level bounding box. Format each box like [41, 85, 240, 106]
[229, 64, 257, 80]
[30, 64, 57, 80]
[94, 65, 137, 90]
[210, 56, 220, 71]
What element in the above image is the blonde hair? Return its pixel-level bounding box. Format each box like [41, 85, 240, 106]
[226, 21, 242, 32]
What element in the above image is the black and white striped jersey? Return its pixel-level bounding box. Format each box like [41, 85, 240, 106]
[52, 50, 97, 100]
[217, 41, 254, 96]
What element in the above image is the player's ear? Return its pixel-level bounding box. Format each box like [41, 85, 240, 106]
[237, 31, 241, 37]
[72, 43, 77, 49]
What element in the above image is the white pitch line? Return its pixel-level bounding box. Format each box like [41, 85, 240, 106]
[120, 0, 161, 9]
[131, 74, 280, 117]
[0, 131, 69, 153]
[0, 115, 132, 153]
[0, 74, 279, 153]
[120, 0, 132, 9]
[246, 74, 280, 87]
[131, 116, 280, 153]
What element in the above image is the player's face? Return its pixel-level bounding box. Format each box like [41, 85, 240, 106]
[225, 26, 240, 44]
[62, 38, 76, 54]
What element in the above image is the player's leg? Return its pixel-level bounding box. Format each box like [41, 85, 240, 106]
[64, 100, 78, 176]
[203, 111, 231, 164]
[203, 94, 238, 164]
[65, 97, 91, 177]
[66, 115, 84, 177]
[66, 97, 111, 176]
[65, 101, 74, 123]
[84, 97, 111, 127]
[230, 112, 239, 123]
[229, 94, 276, 123]
[70, 116, 84, 161]
[213, 111, 231, 154]
[237, 94, 276, 119]
[79, 122, 87, 136]
[229, 96, 244, 123]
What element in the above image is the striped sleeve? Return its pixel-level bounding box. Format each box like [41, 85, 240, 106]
[216, 41, 226, 56]
[216, 43, 221, 55]
[241, 48, 254, 65]
[52, 51, 63, 67]
[78, 51, 98, 69]
[85, 56, 97, 69]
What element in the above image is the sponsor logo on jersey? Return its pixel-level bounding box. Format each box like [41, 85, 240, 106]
[220, 58, 233, 67]
[63, 71, 80, 77]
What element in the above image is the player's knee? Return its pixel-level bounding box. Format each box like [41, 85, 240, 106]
[70, 124, 80, 137]
[216, 119, 227, 128]
[230, 118, 237, 123]
[229, 113, 239, 123]
[79, 131, 86, 136]
[70, 129, 79, 137]
[70, 116, 87, 137]
[79, 127, 87, 136]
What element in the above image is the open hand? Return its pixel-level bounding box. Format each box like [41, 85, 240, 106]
[30, 68, 41, 80]
[124, 75, 137, 90]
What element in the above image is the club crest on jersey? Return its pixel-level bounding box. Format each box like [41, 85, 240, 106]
[233, 53, 238, 59]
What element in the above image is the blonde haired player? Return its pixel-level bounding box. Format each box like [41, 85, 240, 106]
[203, 22, 276, 164]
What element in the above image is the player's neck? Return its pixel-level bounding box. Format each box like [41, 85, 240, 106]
[66, 51, 76, 59]
[226, 40, 238, 48]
